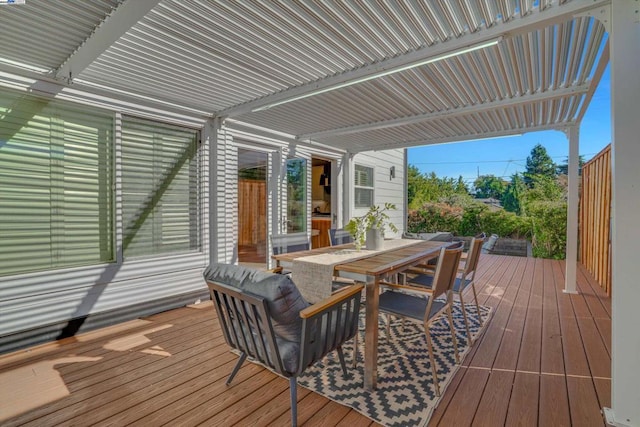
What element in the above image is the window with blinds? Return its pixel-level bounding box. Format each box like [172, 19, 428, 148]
[354, 164, 374, 208]
[0, 90, 114, 276]
[121, 116, 200, 258]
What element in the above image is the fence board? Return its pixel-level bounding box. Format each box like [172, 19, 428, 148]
[579, 145, 611, 295]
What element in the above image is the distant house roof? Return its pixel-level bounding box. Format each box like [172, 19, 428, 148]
[475, 198, 503, 211]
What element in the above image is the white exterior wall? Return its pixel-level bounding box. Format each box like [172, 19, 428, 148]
[0, 105, 211, 351]
[0, 91, 406, 351]
[349, 149, 407, 237]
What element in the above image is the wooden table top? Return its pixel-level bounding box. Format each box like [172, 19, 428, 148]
[333, 240, 449, 276]
[271, 243, 353, 263]
[272, 239, 451, 277]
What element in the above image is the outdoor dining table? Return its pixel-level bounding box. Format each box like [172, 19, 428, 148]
[272, 238, 453, 390]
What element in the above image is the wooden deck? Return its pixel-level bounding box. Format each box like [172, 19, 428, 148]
[0, 255, 611, 426]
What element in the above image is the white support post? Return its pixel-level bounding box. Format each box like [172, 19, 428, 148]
[205, 118, 218, 267]
[342, 153, 353, 225]
[564, 125, 579, 294]
[607, 1, 640, 426]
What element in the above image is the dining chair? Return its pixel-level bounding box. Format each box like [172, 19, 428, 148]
[328, 228, 354, 246]
[407, 236, 485, 342]
[270, 231, 311, 255]
[377, 242, 463, 396]
[460, 231, 486, 261]
[270, 232, 311, 275]
[204, 264, 363, 427]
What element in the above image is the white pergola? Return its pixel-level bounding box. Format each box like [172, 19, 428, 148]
[0, 1, 638, 424]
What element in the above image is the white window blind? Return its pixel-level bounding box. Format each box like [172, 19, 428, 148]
[0, 90, 114, 276]
[354, 164, 374, 208]
[121, 116, 200, 258]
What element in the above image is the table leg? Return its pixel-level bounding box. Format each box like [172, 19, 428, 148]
[364, 275, 379, 390]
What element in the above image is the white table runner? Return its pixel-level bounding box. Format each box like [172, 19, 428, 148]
[291, 239, 421, 303]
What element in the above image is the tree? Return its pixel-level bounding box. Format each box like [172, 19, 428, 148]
[407, 165, 424, 207]
[473, 174, 507, 199]
[455, 176, 469, 195]
[524, 174, 564, 205]
[502, 173, 526, 214]
[524, 143, 556, 187]
[407, 166, 469, 209]
[556, 155, 586, 175]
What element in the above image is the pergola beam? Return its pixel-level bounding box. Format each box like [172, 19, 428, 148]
[218, 0, 610, 119]
[54, 0, 161, 82]
[345, 122, 572, 153]
[299, 84, 589, 141]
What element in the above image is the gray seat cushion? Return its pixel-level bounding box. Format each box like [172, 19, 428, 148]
[204, 264, 309, 343]
[379, 291, 446, 321]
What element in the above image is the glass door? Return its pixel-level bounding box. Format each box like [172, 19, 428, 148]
[286, 157, 307, 233]
[237, 148, 268, 266]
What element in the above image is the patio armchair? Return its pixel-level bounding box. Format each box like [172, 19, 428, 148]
[377, 242, 463, 396]
[204, 264, 363, 427]
[407, 236, 485, 342]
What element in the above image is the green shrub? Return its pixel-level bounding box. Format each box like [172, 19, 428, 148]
[458, 202, 488, 236]
[408, 202, 531, 239]
[527, 201, 567, 259]
[478, 210, 532, 239]
[407, 203, 463, 233]
[408, 200, 565, 259]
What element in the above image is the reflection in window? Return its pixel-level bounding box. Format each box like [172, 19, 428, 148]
[286, 158, 306, 233]
[121, 116, 200, 258]
[0, 90, 114, 276]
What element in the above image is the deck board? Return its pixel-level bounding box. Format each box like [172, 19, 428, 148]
[539, 374, 571, 427]
[541, 253, 565, 374]
[0, 255, 610, 427]
[505, 372, 539, 426]
[468, 369, 514, 426]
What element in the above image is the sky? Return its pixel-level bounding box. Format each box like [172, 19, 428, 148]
[407, 65, 612, 188]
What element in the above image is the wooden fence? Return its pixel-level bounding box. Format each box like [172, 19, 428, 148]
[238, 179, 267, 246]
[579, 144, 611, 295]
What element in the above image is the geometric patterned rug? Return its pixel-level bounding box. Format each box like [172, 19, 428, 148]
[298, 301, 493, 427]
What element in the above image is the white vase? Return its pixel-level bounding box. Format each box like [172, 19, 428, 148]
[366, 228, 383, 250]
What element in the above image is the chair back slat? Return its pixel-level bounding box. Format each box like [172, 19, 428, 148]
[299, 292, 361, 371]
[464, 237, 485, 277]
[271, 232, 310, 255]
[431, 242, 464, 298]
[208, 280, 285, 374]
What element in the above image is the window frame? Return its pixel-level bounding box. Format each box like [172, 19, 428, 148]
[119, 114, 203, 260]
[0, 89, 115, 277]
[353, 163, 375, 209]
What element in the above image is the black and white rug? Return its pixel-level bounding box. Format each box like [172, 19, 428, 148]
[298, 301, 493, 427]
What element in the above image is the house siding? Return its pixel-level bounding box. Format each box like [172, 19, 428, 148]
[0, 96, 405, 353]
[351, 149, 407, 238]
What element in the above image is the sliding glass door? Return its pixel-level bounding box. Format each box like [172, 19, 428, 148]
[286, 157, 307, 233]
[237, 149, 268, 266]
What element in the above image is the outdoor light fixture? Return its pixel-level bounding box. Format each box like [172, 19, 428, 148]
[390, 166, 396, 180]
[252, 38, 501, 112]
